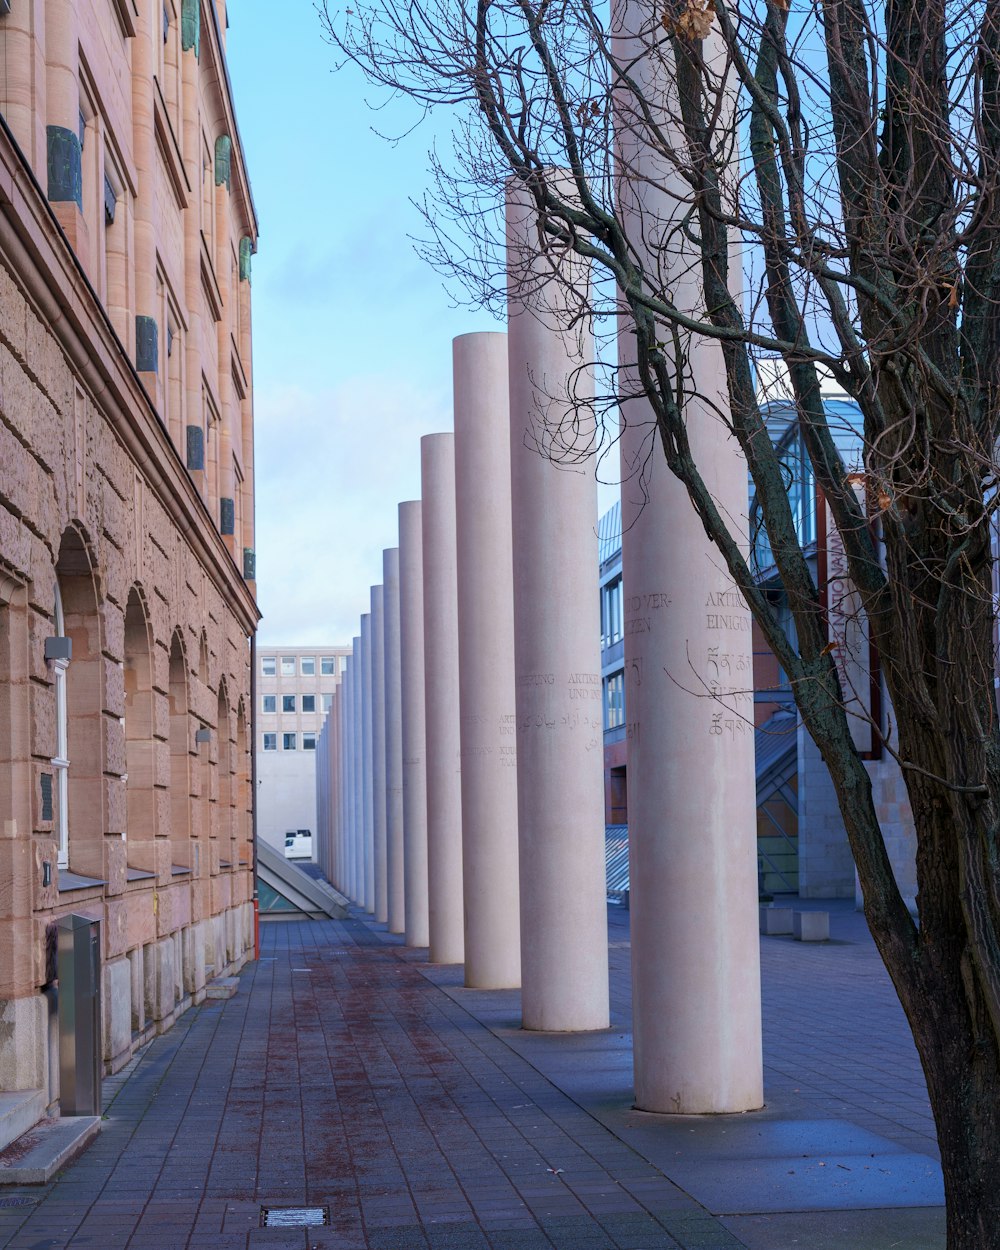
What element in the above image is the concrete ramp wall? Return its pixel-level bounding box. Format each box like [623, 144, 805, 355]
[256, 842, 349, 920]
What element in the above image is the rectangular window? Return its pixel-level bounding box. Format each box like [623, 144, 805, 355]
[303, 732, 317, 751]
[282, 694, 295, 713]
[261, 656, 275, 676]
[321, 693, 333, 713]
[280, 656, 295, 676]
[604, 672, 625, 730]
[262, 695, 276, 714]
[602, 577, 623, 648]
[302, 694, 316, 714]
[300, 656, 315, 676]
[282, 732, 296, 751]
[262, 732, 277, 751]
[321, 656, 336, 675]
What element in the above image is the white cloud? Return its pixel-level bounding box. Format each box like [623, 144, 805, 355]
[253, 373, 451, 644]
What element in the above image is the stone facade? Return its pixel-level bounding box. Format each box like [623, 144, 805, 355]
[0, 0, 258, 1123]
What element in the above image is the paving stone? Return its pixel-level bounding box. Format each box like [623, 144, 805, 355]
[0, 903, 950, 1250]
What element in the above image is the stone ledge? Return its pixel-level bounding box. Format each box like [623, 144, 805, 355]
[204, 976, 239, 1000]
[0, 1116, 100, 1185]
[0, 1091, 46, 1155]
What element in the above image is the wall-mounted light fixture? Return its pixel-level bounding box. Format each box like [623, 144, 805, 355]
[44, 637, 72, 661]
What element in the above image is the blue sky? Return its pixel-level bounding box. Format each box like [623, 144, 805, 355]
[227, 4, 500, 644]
[226, 5, 617, 645]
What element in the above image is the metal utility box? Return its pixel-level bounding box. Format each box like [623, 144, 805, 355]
[57, 914, 102, 1116]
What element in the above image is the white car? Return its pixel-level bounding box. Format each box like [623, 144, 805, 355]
[283, 829, 312, 859]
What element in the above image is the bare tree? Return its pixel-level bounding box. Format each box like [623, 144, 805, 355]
[322, 0, 1000, 1241]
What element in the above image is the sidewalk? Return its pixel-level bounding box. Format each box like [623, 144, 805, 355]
[0, 902, 946, 1250]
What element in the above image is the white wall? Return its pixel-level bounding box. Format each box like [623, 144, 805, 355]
[257, 749, 320, 850]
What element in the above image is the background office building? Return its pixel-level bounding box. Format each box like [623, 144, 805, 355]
[256, 646, 350, 851]
[597, 375, 918, 907]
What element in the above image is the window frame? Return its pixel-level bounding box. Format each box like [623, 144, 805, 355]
[52, 582, 70, 869]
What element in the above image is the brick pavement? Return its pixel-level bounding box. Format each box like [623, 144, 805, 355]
[607, 902, 937, 1160]
[0, 902, 944, 1250]
[0, 914, 746, 1250]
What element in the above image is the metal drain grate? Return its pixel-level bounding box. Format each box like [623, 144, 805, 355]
[260, 1205, 330, 1228]
[0, 1198, 35, 1208]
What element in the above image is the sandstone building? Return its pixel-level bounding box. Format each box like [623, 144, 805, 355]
[0, 0, 258, 1133]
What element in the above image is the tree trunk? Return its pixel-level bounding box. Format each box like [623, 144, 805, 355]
[913, 978, 1000, 1250]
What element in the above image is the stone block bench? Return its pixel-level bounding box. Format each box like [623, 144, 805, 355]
[793, 910, 830, 942]
[759, 905, 794, 935]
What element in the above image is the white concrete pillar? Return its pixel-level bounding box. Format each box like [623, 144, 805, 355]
[613, 8, 763, 1112]
[315, 722, 326, 875]
[322, 716, 333, 878]
[340, 659, 350, 897]
[399, 502, 429, 947]
[351, 637, 363, 904]
[506, 175, 609, 1032]
[342, 673, 352, 897]
[371, 584, 388, 924]
[331, 687, 341, 890]
[337, 682, 347, 893]
[383, 548, 405, 935]
[420, 435, 465, 966]
[453, 332, 521, 989]
[361, 614, 375, 913]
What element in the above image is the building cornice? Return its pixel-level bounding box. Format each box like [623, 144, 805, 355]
[202, 1, 259, 245]
[0, 115, 260, 636]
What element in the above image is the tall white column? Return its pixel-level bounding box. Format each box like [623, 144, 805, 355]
[371, 584, 388, 924]
[316, 723, 326, 875]
[507, 175, 610, 1032]
[361, 614, 375, 913]
[421, 435, 465, 966]
[339, 681, 349, 894]
[321, 717, 330, 877]
[399, 501, 430, 948]
[613, 8, 762, 1112]
[335, 684, 344, 890]
[383, 548, 405, 935]
[351, 636, 363, 904]
[454, 332, 521, 989]
[332, 687, 342, 890]
[343, 655, 352, 901]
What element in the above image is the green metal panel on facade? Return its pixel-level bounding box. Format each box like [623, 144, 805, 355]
[46, 126, 82, 208]
[214, 135, 232, 190]
[181, 0, 200, 55]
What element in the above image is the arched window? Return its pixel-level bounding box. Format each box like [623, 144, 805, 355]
[216, 684, 232, 863]
[54, 530, 102, 878]
[235, 700, 250, 868]
[124, 588, 156, 872]
[168, 633, 191, 864]
[51, 581, 70, 869]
